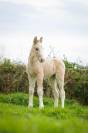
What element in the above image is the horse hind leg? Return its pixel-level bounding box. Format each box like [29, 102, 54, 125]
[56, 75, 65, 108]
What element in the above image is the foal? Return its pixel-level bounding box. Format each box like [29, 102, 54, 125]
[26, 36, 65, 109]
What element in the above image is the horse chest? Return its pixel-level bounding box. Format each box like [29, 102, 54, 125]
[29, 63, 43, 77]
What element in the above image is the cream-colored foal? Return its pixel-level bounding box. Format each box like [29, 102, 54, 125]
[26, 36, 65, 109]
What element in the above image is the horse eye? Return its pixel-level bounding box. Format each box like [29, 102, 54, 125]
[35, 48, 39, 51]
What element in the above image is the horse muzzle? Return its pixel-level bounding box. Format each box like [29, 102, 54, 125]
[40, 58, 45, 62]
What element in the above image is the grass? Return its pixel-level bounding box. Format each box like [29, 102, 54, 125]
[0, 93, 88, 133]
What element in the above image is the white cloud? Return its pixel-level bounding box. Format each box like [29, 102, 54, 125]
[0, 0, 88, 65]
[65, 0, 88, 6]
[0, 0, 64, 20]
[0, 0, 63, 7]
[0, 31, 88, 65]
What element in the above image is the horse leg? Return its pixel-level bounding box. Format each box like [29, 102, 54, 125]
[37, 73, 44, 109]
[28, 77, 35, 108]
[56, 75, 65, 108]
[60, 82, 65, 108]
[51, 79, 59, 108]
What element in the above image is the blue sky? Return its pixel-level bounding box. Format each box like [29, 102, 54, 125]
[0, 0, 88, 65]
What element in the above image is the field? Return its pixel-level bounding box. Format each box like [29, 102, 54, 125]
[0, 93, 88, 133]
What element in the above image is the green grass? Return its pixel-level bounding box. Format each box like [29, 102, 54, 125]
[0, 93, 88, 133]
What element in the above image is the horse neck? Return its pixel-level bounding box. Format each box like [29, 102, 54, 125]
[29, 50, 39, 66]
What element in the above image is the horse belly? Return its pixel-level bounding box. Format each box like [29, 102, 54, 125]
[43, 61, 56, 79]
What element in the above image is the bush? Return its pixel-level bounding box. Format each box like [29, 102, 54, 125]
[0, 58, 88, 105]
[0, 58, 28, 93]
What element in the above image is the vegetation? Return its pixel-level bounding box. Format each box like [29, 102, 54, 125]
[0, 93, 88, 133]
[0, 58, 88, 105]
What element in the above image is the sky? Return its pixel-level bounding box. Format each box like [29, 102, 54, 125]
[0, 0, 88, 65]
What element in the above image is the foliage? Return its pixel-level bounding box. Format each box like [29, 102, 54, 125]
[0, 58, 28, 93]
[64, 59, 88, 105]
[0, 93, 88, 133]
[0, 58, 88, 105]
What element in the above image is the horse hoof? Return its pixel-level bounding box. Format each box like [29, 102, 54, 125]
[54, 106, 58, 108]
[28, 105, 33, 109]
[39, 105, 44, 110]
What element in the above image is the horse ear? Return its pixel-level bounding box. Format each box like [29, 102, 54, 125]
[33, 36, 37, 44]
[40, 37, 43, 43]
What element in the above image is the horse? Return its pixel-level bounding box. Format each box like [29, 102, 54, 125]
[26, 36, 65, 109]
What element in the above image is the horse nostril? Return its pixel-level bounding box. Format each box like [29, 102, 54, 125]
[41, 59, 45, 62]
[35, 48, 39, 51]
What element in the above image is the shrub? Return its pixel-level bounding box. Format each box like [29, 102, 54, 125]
[0, 58, 88, 105]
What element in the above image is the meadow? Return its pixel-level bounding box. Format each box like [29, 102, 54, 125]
[0, 93, 88, 133]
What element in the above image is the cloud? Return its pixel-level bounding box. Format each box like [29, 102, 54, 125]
[65, 0, 88, 7]
[0, 0, 63, 7]
[64, 0, 88, 35]
[0, 0, 88, 65]
[0, 1, 64, 34]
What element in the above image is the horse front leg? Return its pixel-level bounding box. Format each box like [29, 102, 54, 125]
[51, 79, 59, 108]
[28, 77, 35, 108]
[37, 73, 44, 109]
